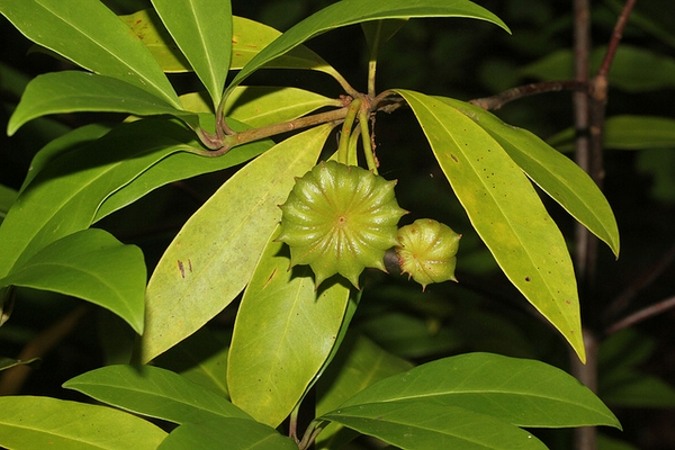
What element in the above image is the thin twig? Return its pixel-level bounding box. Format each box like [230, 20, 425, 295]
[0, 305, 90, 395]
[470, 80, 587, 111]
[606, 296, 675, 335]
[604, 242, 675, 320]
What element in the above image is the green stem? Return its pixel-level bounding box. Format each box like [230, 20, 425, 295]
[367, 23, 382, 98]
[337, 98, 363, 164]
[359, 108, 378, 174]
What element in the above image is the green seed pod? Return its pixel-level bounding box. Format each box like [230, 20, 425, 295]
[396, 218, 461, 290]
[278, 160, 406, 288]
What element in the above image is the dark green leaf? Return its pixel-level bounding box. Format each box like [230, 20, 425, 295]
[8, 72, 198, 136]
[0, 119, 199, 279]
[158, 419, 296, 450]
[154, 328, 230, 397]
[0, 229, 145, 333]
[151, 0, 232, 108]
[64, 365, 249, 424]
[322, 402, 546, 450]
[229, 0, 509, 90]
[549, 115, 675, 152]
[0, 396, 166, 449]
[0, 0, 180, 106]
[521, 45, 675, 93]
[0, 185, 17, 224]
[339, 352, 621, 429]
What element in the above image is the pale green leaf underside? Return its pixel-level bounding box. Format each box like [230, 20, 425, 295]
[0, 229, 145, 333]
[158, 419, 297, 450]
[64, 365, 249, 424]
[230, 0, 510, 90]
[8, 72, 199, 136]
[445, 98, 619, 257]
[0, 396, 166, 450]
[140, 124, 333, 363]
[323, 402, 546, 450]
[227, 237, 352, 427]
[151, 0, 231, 108]
[0, 0, 180, 107]
[397, 90, 584, 362]
[340, 353, 620, 429]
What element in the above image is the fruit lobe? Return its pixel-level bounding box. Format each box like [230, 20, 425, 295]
[396, 218, 461, 290]
[277, 160, 406, 288]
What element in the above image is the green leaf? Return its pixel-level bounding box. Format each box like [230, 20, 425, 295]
[151, 0, 231, 108]
[357, 312, 461, 359]
[0, 229, 145, 333]
[120, 8, 189, 73]
[227, 237, 353, 427]
[158, 419, 297, 450]
[0, 184, 17, 224]
[397, 90, 585, 361]
[521, 45, 675, 93]
[180, 86, 342, 128]
[316, 334, 413, 447]
[121, 10, 343, 83]
[8, 72, 199, 136]
[154, 328, 230, 397]
[140, 124, 333, 362]
[445, 97, 619, 257]
[229, 0, 509, 90]
[338, 353, 620, 429]
[0, 0, 180, 107]
[94, 119, 271, 221]
[0, 396, 166, 450]
[64, 365, 249, 424]
[0, 119, 200, 279]
[322, 402, 546, 450]
[548, 115, 675, 152]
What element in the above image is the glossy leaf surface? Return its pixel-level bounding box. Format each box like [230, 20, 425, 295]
[8, 72, 198, 135]
[154, 328, 230, 397]
[445, 97, 619, 257]
[141, 125, 333, 362]
[0, 396, 166, 450]
[230, 0, 509, 89]
[339, 353, 620, 428]
[151, 0, 231, 108]
[180, 86, 341, 127]
[121, 10, 341, 81]
[159, 419, 296, 450]
[0, 0, 179, 107]
[316, 334, 413, 446]
[64, 365, 249, 424]
[0, 120, 199, 279]
[323, 402, 546, 450]
[0, 229, 145, 333]
[94, 119, 271, 221]
[398, 90, 585, 361]
[228, 236, 352, 427]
